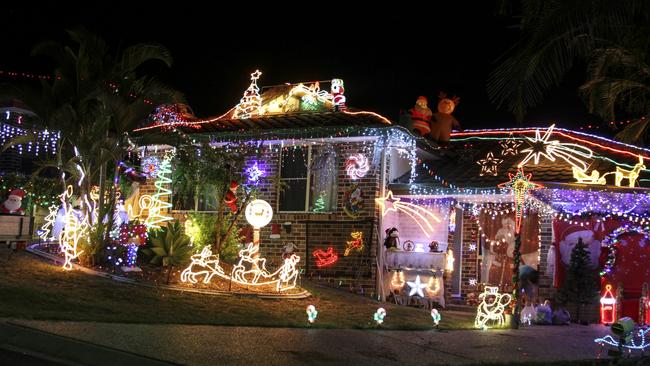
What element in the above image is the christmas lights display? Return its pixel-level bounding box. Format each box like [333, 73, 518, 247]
[180, 247, 226, 284]
[0, 122, 59, 157]
[117, 222, 148, 267]
[58, 186, 89, 271]
[306, 305, 318, 323]
[141, 156, 161, 178]
[474, 286, 512, 329]
[179, 243, 301, 292]
[498, 168, 543, 234]
[517, 124, 594, 171]
[374, 308, 386, 325]
[600, 284, 617, 324]
[147, 104, 197, 130]
[343, 184, 364, 219]
[344, 231, 364, 256]
[345, 154, 369, 180]
[245, 161, 265, 184]
[499, 133, 522, 156]
[313, 247, 339, 268]
[312, 192, 326, 212]
[614, 155, 646, 187]
[331, 79, 346, 111]
[406, 275, 428, 297]
[476, 151, 503, 177]
[375, 191, 441, 238]
[233, 70, 262, 119]
[595, 328, 650, 352]
[431, 308, 441, 326]
[599, 225, 650, 277]
[144, 157, 173, 229]
[39, 205, 59, 241]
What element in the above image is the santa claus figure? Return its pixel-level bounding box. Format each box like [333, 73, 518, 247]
[331, 79, 347, 111]
[1, 189, 25, 215]
[558, 226, 601, 268]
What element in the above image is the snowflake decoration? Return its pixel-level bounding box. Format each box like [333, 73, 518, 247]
[499, 133, 522, 156]
[469, 278, 477, 286]
[141, 156, 160, 178]
[468, 243, 477, 252]
[477, 152, 503, 177]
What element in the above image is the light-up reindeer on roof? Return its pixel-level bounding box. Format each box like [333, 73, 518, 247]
[615, 155, 646, 187]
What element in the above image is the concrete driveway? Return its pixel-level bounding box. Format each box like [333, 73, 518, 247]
[2, 319, 613, 365]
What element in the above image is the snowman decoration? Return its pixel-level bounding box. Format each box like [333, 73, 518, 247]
[1, 189, 26, 215]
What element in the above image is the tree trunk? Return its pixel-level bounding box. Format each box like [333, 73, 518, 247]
[166, 265, 173, 285]
[511, 233, 522, 329]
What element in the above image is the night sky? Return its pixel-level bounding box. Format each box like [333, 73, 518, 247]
[2, 3, 599, 132]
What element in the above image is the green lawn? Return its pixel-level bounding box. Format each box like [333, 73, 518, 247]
[0, 251, 474, 330]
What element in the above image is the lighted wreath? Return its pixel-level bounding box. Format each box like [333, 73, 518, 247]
[600, 225, 650, 277]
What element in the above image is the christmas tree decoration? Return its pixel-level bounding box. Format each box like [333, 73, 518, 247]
[344, 231, 364, 256]
[312, 192, 326, 212]
[374, 308, 387, 325]
[499, 133, 522, 156]
[313, 247, 339, 268]
[600, 284, 617, 325]
[306, 305, 318, 323]
[406, 275, 428, 297]
[431, 308, 441, 326]
[233, 70, 263, 119]
[518, 124, 593, 171]
[39, 205, 59, 241]
[375, 190, 440, 238]
[345, 154, 370, 180]
[498, 168, 542, 234]
[476, 152, 503, 177]
[145, 157, 173, 229]
[474, 286, 512, 329]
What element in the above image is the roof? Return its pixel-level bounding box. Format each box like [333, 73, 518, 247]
[133, 110, 392, 135]
[404, 126, 650, 190]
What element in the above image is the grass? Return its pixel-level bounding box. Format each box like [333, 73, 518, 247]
[0, 251, 474, 330]
[471, 359, 650, 366]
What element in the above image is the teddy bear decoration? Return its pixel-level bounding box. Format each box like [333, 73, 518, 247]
[383, 228, 400, 251]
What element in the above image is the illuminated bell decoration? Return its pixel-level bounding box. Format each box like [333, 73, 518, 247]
[600, 284, 617, 325]
[245, 199, 273, 228]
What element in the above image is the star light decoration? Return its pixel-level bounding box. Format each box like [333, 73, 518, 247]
[469, 278, 478, 286]
[375, 190, 440, 238]
[518, 124, 593, 171]
[498, 168, 543, 234]
[499, 133, 523, 156]
[476, 152, 503, 177]
[407, 275, 428, 297]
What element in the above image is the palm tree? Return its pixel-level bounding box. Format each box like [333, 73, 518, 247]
[3, 27, 183, 245]
[487, 0, 649, 129]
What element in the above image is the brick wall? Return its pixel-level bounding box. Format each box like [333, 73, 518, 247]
[460, 211, 479, 298]
[142, 140, 384, 297]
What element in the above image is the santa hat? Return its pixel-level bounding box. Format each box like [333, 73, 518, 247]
[9, 189, 25, 199]
[561, 226, 593, 242]
[229, 180, 238, 192]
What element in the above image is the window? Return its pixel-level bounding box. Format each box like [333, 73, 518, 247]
[172, 184, 219, 211]
[279, 145, 337, 212]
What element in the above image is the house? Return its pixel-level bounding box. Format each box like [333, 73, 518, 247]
[134, 72, 650, 322]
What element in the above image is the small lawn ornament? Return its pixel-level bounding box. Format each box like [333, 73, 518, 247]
[374, 308, 387, 325]
[306, 305, 318, 323]
[224, 180, 239, 212]
[431, 308, 441, 327]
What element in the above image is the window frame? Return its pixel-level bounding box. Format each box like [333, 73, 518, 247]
[278, 146, 312, 212]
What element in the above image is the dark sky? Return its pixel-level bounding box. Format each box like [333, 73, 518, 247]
[1, 3, 599, 132]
